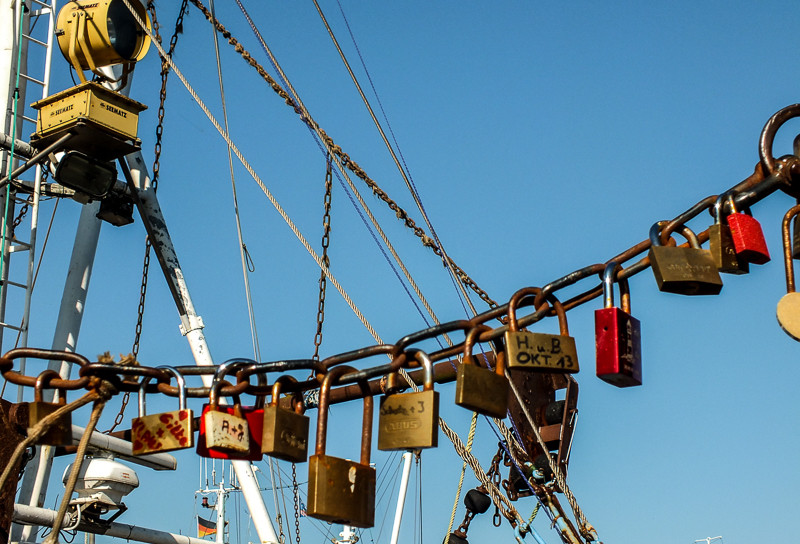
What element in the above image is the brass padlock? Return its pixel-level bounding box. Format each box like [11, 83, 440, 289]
[455, 325, 509, 419]
[308, 365, 376, 528]
[261, 375, 309, 463]
[203, 372, 250, 454]
[505, 287, 579, 373]
[708, 193, 749, 274]
[29, 370, 72, 446]
[131, 366, 194, 456]
[648, 221, 723, 295]
[378, 349, 439, 451]
[777, 204, 800, 340]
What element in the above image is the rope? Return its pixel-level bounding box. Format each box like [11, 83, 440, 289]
[446, 411, 478, 535]
[0, 389, 99, 492]
[120, 0, 383, 345]
[44, 393, 109, 544]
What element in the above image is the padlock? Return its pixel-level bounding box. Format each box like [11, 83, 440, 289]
[261, 375, 309, 463]
[708, 193, 749, 274]
[725, 195, 770, 264]
[307, 365, 376, 528]
[504, 287, 579, 373]
[131, 366, 194, 456]
[792, 212, 800, 260]
[28, 370, 72, 446]
[201, 368, 250, 454]
[594, 262, 642, 387]
[648, 221, 723, 295]
[378, 349, 439, 451]
[197, 361, 266, 461]
[776, 204, 800, 340]
[455, 325, 509, 419]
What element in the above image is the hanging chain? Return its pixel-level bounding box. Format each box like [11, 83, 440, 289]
[312, 155, 333, 361]
[292, 463, 301, 544]
[107, 2, 188, 434]
[188, 0, 497, 308]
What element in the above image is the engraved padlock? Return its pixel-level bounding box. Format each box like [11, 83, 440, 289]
[725, 194, 770, 264]
[455, 325, 509, 419]
[131, 366, 194, 456]
[307, 365, 376, 528]
[708, 193, 748, 274]
[378, 349, 439, 451]
[505, 288, 579, 373]
[261, 375, 309, 463]
[776, 204, 800, 340]
[648, 221, 723, 295]
[202, 369, 250, 454]
[29, 370, 72, 446]
[594, 262, 642, 387]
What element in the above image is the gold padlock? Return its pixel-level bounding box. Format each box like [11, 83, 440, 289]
[308, 365, 376, 528]
[455, 325, 509, 419]
[203, 370, 250, 454]
[29, 369, 72, 446]
[648, 221, 723, 295]
[131, 366, 194, 456]
[261, 375, 309, 463]
[777, 203, 800, 340]
[378, 349, 439, 451]
[708, 193, 749, 275]
[505, 288, 579, 373]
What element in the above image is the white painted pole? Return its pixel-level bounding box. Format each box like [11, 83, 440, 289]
[215, 483, 225, 544]
[14, 503, 211, 544]
[389, 451, 413, 544]
[123, 152, 279, 544]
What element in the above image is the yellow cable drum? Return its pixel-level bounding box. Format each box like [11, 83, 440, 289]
[56, 0, 151, 84]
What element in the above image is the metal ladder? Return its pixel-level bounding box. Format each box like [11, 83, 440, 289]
[0, 0, 58, 399]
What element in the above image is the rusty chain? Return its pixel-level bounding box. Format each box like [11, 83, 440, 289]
[186, 0, 498, 308]
[292, 463, 301, 544]
[312, 155, 333, 362]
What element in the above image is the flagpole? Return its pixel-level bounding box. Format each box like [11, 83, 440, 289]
[215, 481, 225, 544]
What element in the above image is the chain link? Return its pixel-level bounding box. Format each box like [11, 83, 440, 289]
[188, 0, 497, 308]
[312, 156, 333, 361]
[292, 463, 301, 544]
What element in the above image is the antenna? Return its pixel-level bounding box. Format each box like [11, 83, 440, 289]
[694, 537, 723, 544]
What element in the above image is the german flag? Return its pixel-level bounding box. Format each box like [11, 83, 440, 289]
[197, 516, 216, 538]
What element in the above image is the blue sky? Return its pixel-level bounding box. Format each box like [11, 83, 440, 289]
[11, 2, 800, 544]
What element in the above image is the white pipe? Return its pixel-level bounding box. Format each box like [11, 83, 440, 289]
[215, 482, 225, 544]
[389, 451, 413, 544]
[14, 503, 210, 544]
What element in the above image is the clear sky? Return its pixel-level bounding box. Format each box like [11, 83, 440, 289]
[10, 2, 800, 544]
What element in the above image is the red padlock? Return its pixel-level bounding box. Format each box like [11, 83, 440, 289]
[726, 195, 771, 264]
[595, 262, 642, 388]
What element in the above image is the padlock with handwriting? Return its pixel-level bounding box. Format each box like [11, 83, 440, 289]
[505, 288, 579, 373]
[261, 375, 309, 463]
[29, 370, 72, 446]
[308, 366, 376, 528]
[202, 374, 250, 454]
[131, 366, 194, 456]
[378, 349, 439, 451]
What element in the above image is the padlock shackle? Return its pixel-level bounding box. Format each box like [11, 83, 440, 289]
[713, 191, 736, 225]
[463, 324, 497, 372]
[34, 369, 64, 403]
[209, 359, 252, 407]
[650, 221, 702, 249]
[406, 349, 434, 391]
[602, 262, 633, 314]
[270, 375, 305, 414]
[782, 204, 800, 293]
[156, 366, 187, 410]
[507, 287, 547, 333]
[315, 365, 373, 465]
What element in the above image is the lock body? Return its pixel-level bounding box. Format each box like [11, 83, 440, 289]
[505, 330, 579, 372]
[29, 401, 72, 446]
[307, 454, 375, 528]
[777, 291, 800, 341]
[454, 363, 508, 419]
[648, 245, 723, 295]
[131, 409, 194, 455]
[377, 389, 439, 451]
[708, 223, 749, 274]
[727, 212, 770, 264]
[261, 406, 309, 463]
[594, 307, 642, 387]
[197, 405, 264, 460]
